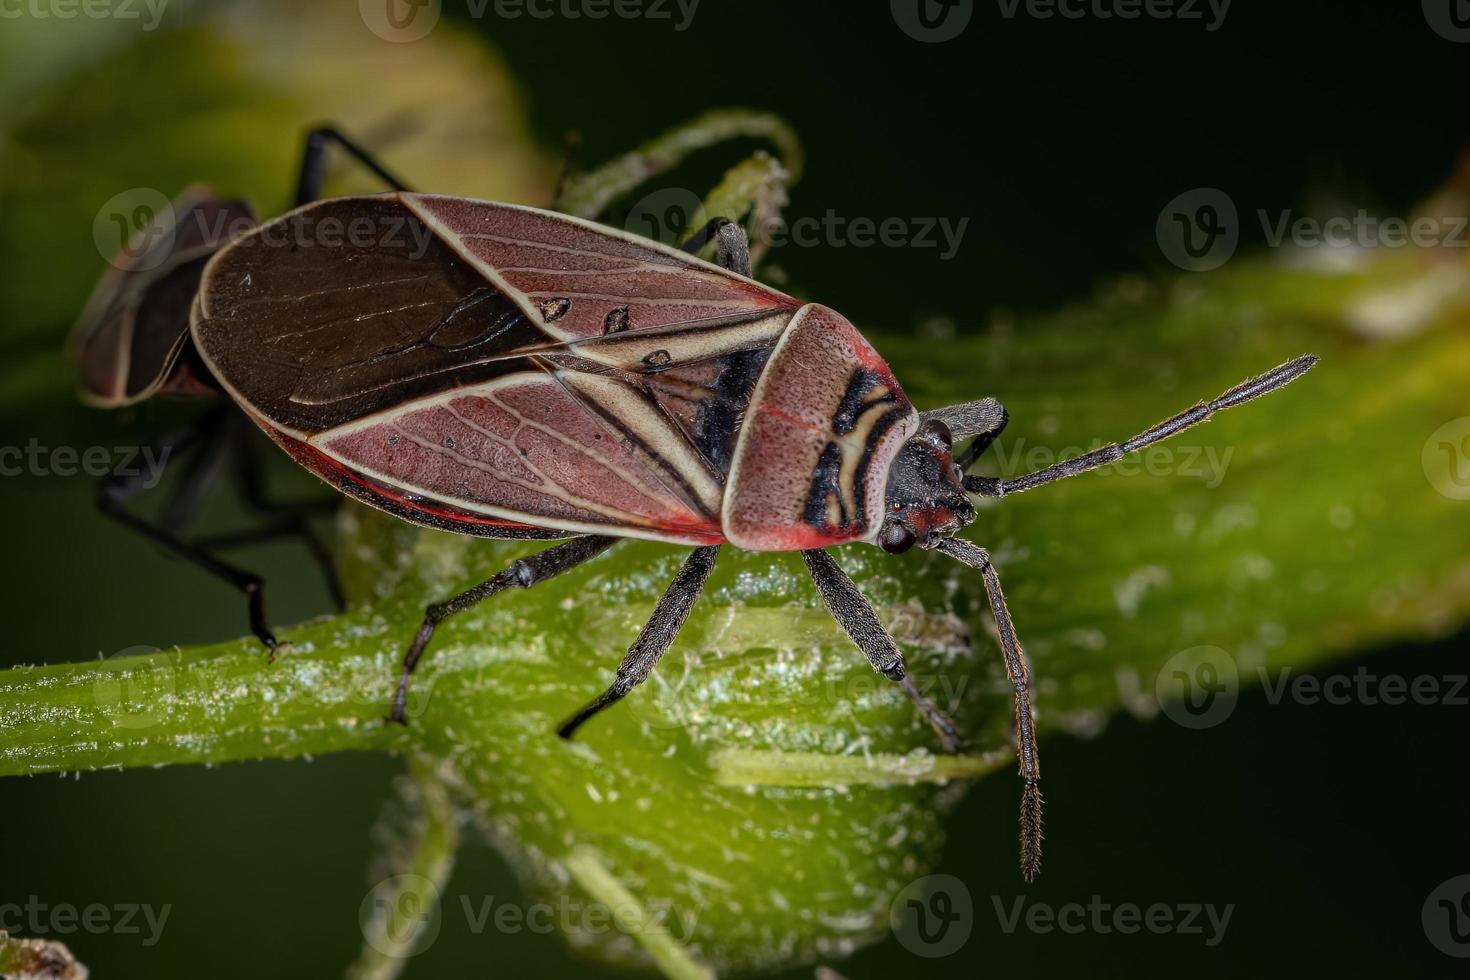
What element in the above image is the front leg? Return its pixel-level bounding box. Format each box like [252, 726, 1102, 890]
[935, 537, 1043, 883]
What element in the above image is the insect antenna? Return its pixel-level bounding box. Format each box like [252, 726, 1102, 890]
[964, 354, 1318, 498]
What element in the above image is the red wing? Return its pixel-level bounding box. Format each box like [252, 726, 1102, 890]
[402, 195, 797, 341]
[311, 371, 726, 545]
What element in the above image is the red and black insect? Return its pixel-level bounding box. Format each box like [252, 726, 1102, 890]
[73, 128, 1317, 881]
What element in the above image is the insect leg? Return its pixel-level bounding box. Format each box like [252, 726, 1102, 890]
[156, 406, 233, 532]
[97, 408, 284, 654]
[390, 535, 618, 725]
[714, 221, 753, 277]
[225, 419, 345, 610]
[294, 125, 415, 206]
[933, 536, 1043, 883]
[679, 219, 752, 276]
[801, 549, 962, 752]
[921, 397, 1009, 470]
[557, 545, 720, 739]
[964, 354, 1318, 498]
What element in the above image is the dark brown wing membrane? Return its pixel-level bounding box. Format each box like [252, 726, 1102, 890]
[193, 197, 545, 434]
[71, 187, 255, 405]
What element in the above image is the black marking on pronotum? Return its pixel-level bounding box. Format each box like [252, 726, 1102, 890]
[804, 442, 849, 531]
[833, 369, 896, 435]
[538, 297, 571, 322]
[852, 402, 906, 514]
[604, 306, 630, 334]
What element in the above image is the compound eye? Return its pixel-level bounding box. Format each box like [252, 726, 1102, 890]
[878, 522, 917, 554]
[918, 419, 953, 449]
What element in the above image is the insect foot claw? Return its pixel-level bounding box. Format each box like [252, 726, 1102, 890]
[262, 636, 288, 664]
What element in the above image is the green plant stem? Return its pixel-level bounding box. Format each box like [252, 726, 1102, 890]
[0, 612, 407, 775]
[555, 108, 803, 219]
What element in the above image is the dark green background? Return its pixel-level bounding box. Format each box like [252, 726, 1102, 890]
[4, 1, 1468, 977]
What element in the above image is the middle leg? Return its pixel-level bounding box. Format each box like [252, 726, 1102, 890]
[558, 545, 720, 738]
